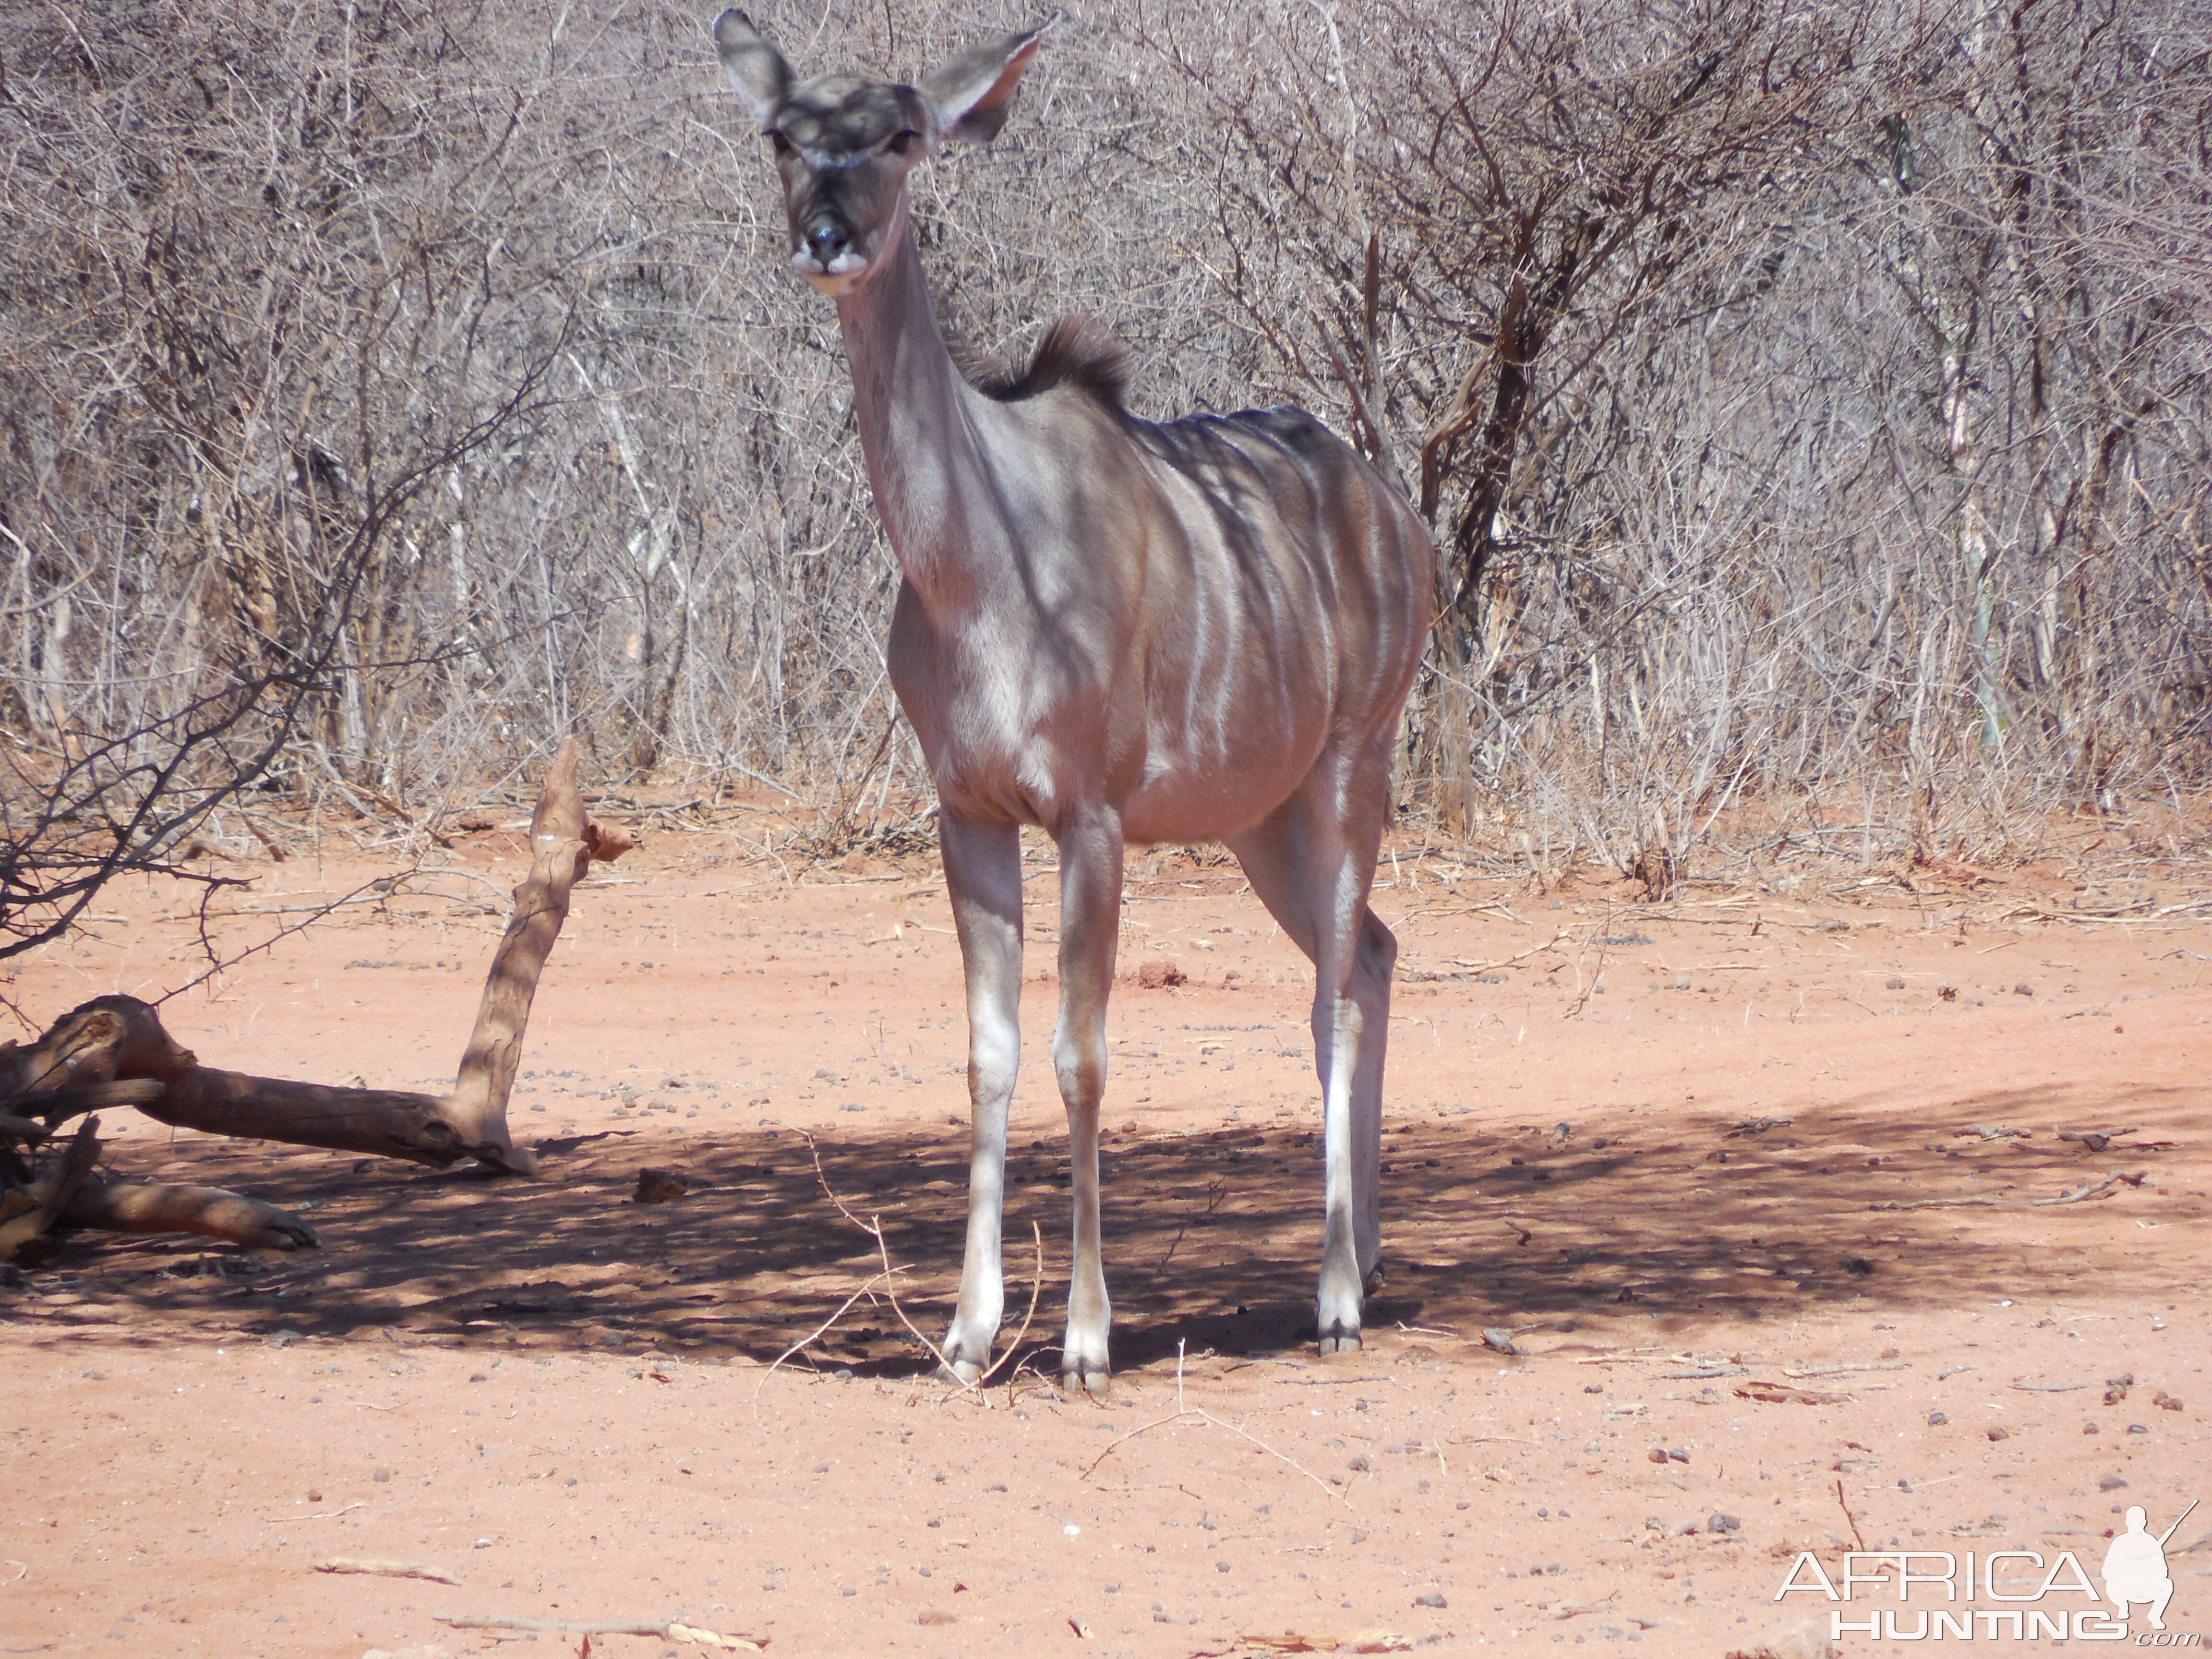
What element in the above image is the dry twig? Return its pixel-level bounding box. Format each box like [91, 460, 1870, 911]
[434, 1612, 761, 1650]
[787, 1125, 955, 1378]
[2032, 1171, 2148, 1206]
[1081, 1347, 1348, 1506]
[1835, 1479, 1867, 1551]
[314, 1557, 461, 1586]
[980, 1220, 1046, 1388]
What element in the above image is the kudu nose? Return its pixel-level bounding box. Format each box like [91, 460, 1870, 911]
[802, 215, 850, 269]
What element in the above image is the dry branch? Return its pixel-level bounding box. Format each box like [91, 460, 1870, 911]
[315, 1557, 463, 1586]
[64, 1179, 318, 1250]
[1081, 1349, 1349, 1506]
[2, 1111, 319, 1260]
[21, 996, 501, 1170]
[789, 1125, 958, 1377]
[1735, 1381, 1852, 1406]
[1835, 1479, 1868, 1552]
[2032, 1171, 2148, 1206]
[0, 1004, 180, 1110]
[144, 1067, 501, 1168]
[0, 1118, 103, 1258]
[2055, 1127, 2138, 1152]
[442, 738, 621, 1174]
[8, 739, 627, 1177]
[1082, 1403, 1348, 1506]
[0, 740, 631, 1262]
[433, 1612, 762, 1649]
[1, 1081, 167, 1129]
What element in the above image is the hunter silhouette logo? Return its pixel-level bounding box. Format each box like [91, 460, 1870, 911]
[1772, 1496, 2199, 1643]
[2106, 1501, 2196, 1632]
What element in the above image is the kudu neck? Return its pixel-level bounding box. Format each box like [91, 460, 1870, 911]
[832, 203, 993, 604]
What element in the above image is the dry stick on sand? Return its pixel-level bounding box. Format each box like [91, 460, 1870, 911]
[1547, 1593, 1622, 1622]
[1082, 1344, 1349, 1506]
[981, 1220, 1047, 1391]
[778, 1126, 955, 1375]
[2055, 1125, 2139, 1150]
[314, 1557, 463, 1586]
[1835, 1479, 1868, 1551]
[1562, 934, 1613, 1019]
[755, 1127, 1048, 1397]
[756, 1265, 917, 1394]
[2033, 1171, 2148, 1205]
[434, 1612, 762, 1650]
[1448, 929, 1572, 973]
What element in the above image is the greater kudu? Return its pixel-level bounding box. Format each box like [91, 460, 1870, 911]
[712, 11, 1434, 1393]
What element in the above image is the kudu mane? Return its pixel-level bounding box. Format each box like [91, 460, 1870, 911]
[951, 315, 1130, 412]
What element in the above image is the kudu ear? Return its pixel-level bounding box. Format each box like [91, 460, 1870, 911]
[918, 15, 1058, 146]
[713, 9, 792, 127]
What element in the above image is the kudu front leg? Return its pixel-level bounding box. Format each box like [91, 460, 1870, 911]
[1052, 812, 1123, 1397]
[938, 811, 1024, 1385]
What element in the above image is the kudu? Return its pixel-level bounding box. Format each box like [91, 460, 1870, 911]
[712, 10, 1434, 1393]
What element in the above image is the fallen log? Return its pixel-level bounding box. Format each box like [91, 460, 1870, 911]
[1, 1080, 167, 1130]
[63, 1177, 319, 1250]
[5, 738, 627, 1176]
[2, 736, 632, 1261]
[439, 738, 631, 1174]
[0, 1118, 105, 1259]
[144, 1063, 509, 1172]
[16, 996, 508, 1171]
[0, 1002, 182, 1107]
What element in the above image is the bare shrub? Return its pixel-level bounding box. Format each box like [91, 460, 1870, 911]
[0, 0, 569, 950]
[1152, 0, 2212, 868]
[3, 0, 2205, 913]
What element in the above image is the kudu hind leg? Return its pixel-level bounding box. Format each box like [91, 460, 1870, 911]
[1351, 905, 1397, 1289]
[938, 812, 1024, 1385]
[1051, 813, 1123, 1396]
[1228, 789, 1390, 1354]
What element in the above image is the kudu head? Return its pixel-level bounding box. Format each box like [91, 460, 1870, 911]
[713, 10, 1053, 297]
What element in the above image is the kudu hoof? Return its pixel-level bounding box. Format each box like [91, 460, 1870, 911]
[937, 1341, 987, 1389]
[1062, 1361, 1112, 1400]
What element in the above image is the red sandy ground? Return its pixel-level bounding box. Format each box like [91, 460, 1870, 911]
[2, 805, 2208, 1659]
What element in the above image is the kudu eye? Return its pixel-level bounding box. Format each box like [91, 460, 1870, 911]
[767, 130, 795, 158]
[884, 129, 919, 157]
